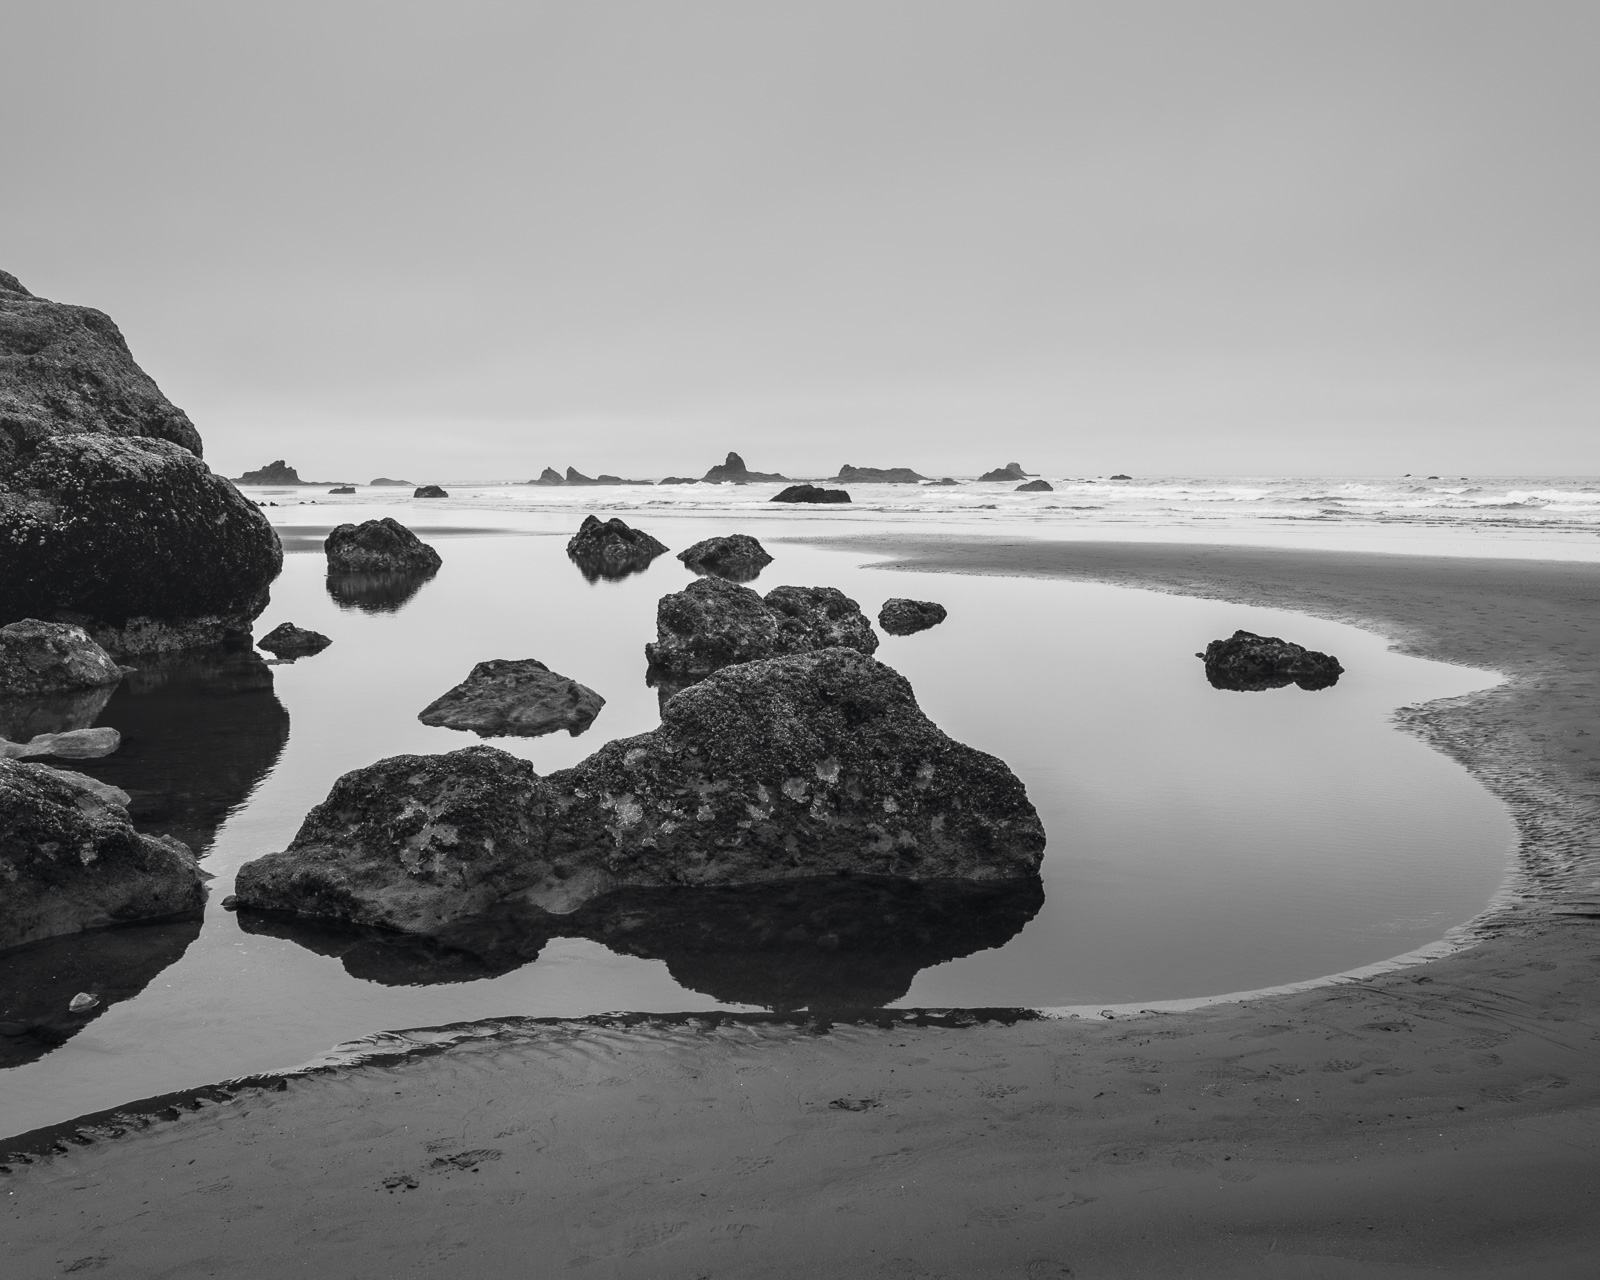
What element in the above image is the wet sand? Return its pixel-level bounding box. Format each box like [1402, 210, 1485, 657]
[5, 538, 1600, 1278]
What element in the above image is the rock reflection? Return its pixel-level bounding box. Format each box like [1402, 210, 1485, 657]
[1204, 668, 1342, 692]
[0, 918, 202, 1068]
[238, 876, 1044, 1011]
[64, 650, 290, 854]
[325, 569, 439, 614]
[567, 549, 663, 584]
[0, 684, 117, 741]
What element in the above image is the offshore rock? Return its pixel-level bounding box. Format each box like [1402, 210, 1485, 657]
[257, 622, 332, 658]
[878, 598, 947, 636]
[0, 757, 205, 950]
[531, 467, 564, 485]
[236, 460, 302, 484]
[418, 658, 605, 738]
[832, 465, 927, 484]
[413, 484, 449, 498]
[978, 462, 1029, 481]
[676, 534, 774, 583]
[0, 619, 124, 695]
[1015, 479, 1053, 492]
[328, 485, 355, 494]
[702, 451, 786, 483]
[233, 648, 1046, 935]
[566, 515, 668, 582]
[771, 484, 850, 504]
[645, 577, 878, 681]
[367, 477, 412, 487]
[657, 476, 699, 485]
[324, 518, 443, 574]
[1200, 629, 1344, 692]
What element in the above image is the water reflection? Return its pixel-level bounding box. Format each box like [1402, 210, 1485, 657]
[0, 684, 117, 741]
[325, 570, 439, 614]
[1205, 668, 1342, 693]
[0, 919, 203, 1068]
[238, 876, 1044, 1011]
[66, 650, 290, 854]
[567, 548, 664, 584]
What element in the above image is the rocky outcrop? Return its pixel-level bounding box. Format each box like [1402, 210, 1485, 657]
[1109, 474, 1132, 481]
[328, 485, 355, 494]
[531, 467, 564, 485]
[367, 477, 412, 487]
[771, 484, 850, 504]
[235, 460, 302, 484]
[878, 599, 947, 636]
[657, 476, 699, 485]
[0, 757, 206, 951]
[645, 577, 878, 682]
[418, 659, 605, 739]
[257, 623, 331, 658]
[924, 477, 959, 486]
[978, 462, 1030, 481]
[702, 451, 786, 483]
[233, 648, 1046, 936]
[676, 534, 774, 583]
[413, 484, 449, 498]
[0, 620, 124, 695]
[832, 465, 926, 484]
[566, 515, 668, 582]
[324, 518, 443, 574]
[1199, 630, 1344, 692]
[1, 727, 120, 761]
[0, 272, 282, 655]
[1015, 479, 1053, 492]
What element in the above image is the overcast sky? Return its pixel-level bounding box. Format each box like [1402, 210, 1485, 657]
[4, 1, 1596, 479]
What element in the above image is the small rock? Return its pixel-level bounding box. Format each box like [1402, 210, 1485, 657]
[878, 599, 947, 636]
[1015, 479, 1053, 492]
[676, 534, 774, 583]
[328, 485, 355, 494]
[68, 992, 100, 1013]
[770, 484, 850, 504]
[413, 485, 449, 498]
[418, 658, 605, 738]
[222, 895, 239, 910]
[1109, 473, 1132, 481]
[257, 623, 332, 658]
[1200, 630, 1344, 692]
[325, 518, 443, 574]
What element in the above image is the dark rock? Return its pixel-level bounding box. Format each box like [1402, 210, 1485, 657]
[978, 463, 1029, 481]
[924, 477, 960, 486]
[702, 451, 787, 483]
[418, 659, 604, 739]
[645, 577, 878, 682]
[771, 484, 850, 504]
[324, 518, 443, 574]
[657, 476, 699, 485]
[0, 757, 206, 951]
[367, 477, 412, 486]
[1199, 630, 1344, 692]
[236, 460, 302, 484]
[676, 534, 774, 583]
[234, 648, 1046, 936]
[413, 485, 449, 498]
[832, 465, 927, 484]
[560, 467, 648, 486]
[257, 623, 332, 658]
[1015, 479, 1053, 492]
[566, 467, 596, 484]
[0, 620, 124, 695]
[878, 599, 948, 636]
[1, 727, 121, 761]
[328, 486, 355, 494]
[1109, 473, 1132, 481]
[566, 515, 668, 583]
[325, 570, 436, 614]
[531, 467, 564, 485]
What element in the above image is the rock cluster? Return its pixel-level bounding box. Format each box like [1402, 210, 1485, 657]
[234, 648, 1046, 937]
[702, 451, 786, 483]
[676, 534, 774, 583]
[771, 484, 850, 504]
[257, 623, 332, 658]
[0, 620, 124, 695]
[418, 658, 604, 738]
[0, 757, 206, 950]
[324, 518, 443, 574]
[1199, 630, 1344, 692]
[532, 467, 649, 486]
[832, 465, 927, 484]
[645, 577, 878, 682]
[566, 515, 668, 582]
[978, 462, 1030, 482]
[878, 599, 948, 636]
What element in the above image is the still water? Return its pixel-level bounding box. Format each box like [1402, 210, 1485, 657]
[0, 516, 1511, 1134]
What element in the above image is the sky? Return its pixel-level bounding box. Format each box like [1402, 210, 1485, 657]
[3, 1, 1597, 480]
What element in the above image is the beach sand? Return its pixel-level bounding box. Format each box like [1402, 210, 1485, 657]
[4, 539, 1599, 1278]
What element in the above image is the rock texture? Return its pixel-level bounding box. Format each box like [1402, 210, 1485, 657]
[0, 620, 124, 695]
[413, 485, 449, 498]
[257, 623, 331, 658]
[771, 484, 850, 504]
[418, 659, 605, 738]
[1, 727, 120, 761]
[566, 515, 668, 582]
[324, 518, 443, 574]
[0, 271, 282, 654]
[1199, 629, 1344, 692]
[832, 465, 927, 484]
[0, 757, 206, 950]
[702, 451, 786, 483]
[676, 534, 774, 583]
[878, 599, 948, 636]
[645, 578, 878, 682]
[978, 463, 1030, 481]
[1015, 479, 1054, 492]
[234, 648, 1045, 936]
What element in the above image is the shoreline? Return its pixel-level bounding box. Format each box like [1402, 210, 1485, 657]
[5, 537, 1599, 1277]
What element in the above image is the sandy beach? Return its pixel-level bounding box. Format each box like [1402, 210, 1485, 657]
[4, 537, 1599, 1279]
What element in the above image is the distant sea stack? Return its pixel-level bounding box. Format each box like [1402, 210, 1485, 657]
[367, 477, 412, 487]
[702, 452, 787, 483]
[0, 269, 282, 655]
[236, 460, 302, 484]
[832, 465, 927, 484]
[978, 462, 1032, 482]
[529, 466, 649, 486]
[771, 484, 850, 504]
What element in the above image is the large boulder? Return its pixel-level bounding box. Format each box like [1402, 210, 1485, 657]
[234, 648, 1045, 935]
[645, 577, 878, 681]
[418, 658, 604, 738]
[566, 515, 668, 582]
[0, 272, 282, 655]
[1199, 630, 1344, 692]
[0, 619, 124, 695]
[676, 534, 773, 583]
[324, 517, 442, 573]
[0, 758, 206, 950]
[702, 451, 786, 483]
[878, 598, 947, 636]
[771, 484, 850, 504]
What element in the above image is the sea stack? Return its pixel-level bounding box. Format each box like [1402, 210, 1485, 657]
[702, 452, 787, 483]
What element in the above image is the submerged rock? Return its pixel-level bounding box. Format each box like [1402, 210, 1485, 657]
[676, 534, 774, 583]
[324, 518, 443, 574]
[234, 648, 1046, 936]
[413, 484, 449, 498]
[978, 462, 1030, 482]
[1199, 630, 1344, 692]
[1, 726, 121, 760]
[771, 484, 850, 504]
[566, 515, 668, 582]
[878, 598, 947, 636]
[702, 451, 787, 483]
[645, 577, 878, 682]
[0, 620, 124, 695]
[257, 623, 332, 658]
[832, 465, 927, 484]
[418, 658, 605, 738]
[1015, 479, 1053, 492]
[0, 757, 206, 951]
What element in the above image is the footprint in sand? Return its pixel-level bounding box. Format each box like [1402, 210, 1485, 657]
[381, 1174, 418, 1192]
[428, 1148, 502, 1172]
[1322, 1059, 1363, 1073]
